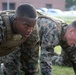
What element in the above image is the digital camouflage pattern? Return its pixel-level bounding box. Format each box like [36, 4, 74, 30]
[0, 11, 40, 75]
[20, 24, 40, 75]
[3, 24, 40, 75]
[37, 14, 76, 75]
[52, 49, 72, 67]
[0, 10, 76, 75]
[0, 11, 26, 56]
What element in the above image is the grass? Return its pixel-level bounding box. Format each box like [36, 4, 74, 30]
[38, 45, 75, 75]
[54, 45, 61, 54]
[57, 16, 76, 24]
[52, 65, 74, 75]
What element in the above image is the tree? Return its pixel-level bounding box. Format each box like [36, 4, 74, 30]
[65, 0, 76, 8]
[65, 0, 74, 8]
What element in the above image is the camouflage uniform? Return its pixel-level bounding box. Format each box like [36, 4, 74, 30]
[52, 49, 72, 67]
[59, 50, 72, 67]
[20, 24, 40, 75]
[37, 15, 76, 75]
[0, 12, 40, 75]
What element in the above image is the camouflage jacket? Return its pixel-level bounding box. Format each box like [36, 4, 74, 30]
[37, 13, 76, 73]
[0, 13, 39, 56]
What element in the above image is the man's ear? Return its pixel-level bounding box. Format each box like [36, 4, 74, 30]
[69, 27, 74, 34]
[13, 18, 18, 26]
[13, 17, 18, 32]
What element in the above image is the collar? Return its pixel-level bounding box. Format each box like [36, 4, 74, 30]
[61, 23, 68, 39]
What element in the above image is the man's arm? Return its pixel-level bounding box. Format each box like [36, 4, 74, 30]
[37, 17, 60, 75]
[20, 24, 40, 75]
[63, 46, 76, 75]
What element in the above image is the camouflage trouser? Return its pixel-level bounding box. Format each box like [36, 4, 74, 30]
[52, 55, 63, 66]
[52, 50, 72, 67]
[40, 47, 54, 75]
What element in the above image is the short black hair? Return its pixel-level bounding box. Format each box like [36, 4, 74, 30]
[15, 3, 37, 18]
[70, 20, 76, 29]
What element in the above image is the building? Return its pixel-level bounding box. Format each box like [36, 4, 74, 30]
[0, 0, 65, 11]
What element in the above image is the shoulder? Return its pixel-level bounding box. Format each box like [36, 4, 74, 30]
[37, 10, 66, 25]
[37, 15, 61, 31]
[0, 15, 3, 25]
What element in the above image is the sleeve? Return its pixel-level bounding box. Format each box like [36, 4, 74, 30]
[37, 17, 60, 48]
[37, 17, 60, 75]
[63, 46, 76, 74]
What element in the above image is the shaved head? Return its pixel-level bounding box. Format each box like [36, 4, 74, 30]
[15, 3, 37, 18]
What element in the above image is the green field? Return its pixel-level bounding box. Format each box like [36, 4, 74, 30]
[58, 16, 76, 24]
[52, 65, 74, 75]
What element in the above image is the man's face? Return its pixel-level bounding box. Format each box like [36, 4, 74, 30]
[14, 17, 36, 38]
[66, 27, 76, 46]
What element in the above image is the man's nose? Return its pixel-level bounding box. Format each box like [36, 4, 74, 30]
[28, 27, 33, 32]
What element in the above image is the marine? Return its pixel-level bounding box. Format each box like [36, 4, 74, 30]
[37, 11, 76, 75]
[0, 4, 40, 75]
